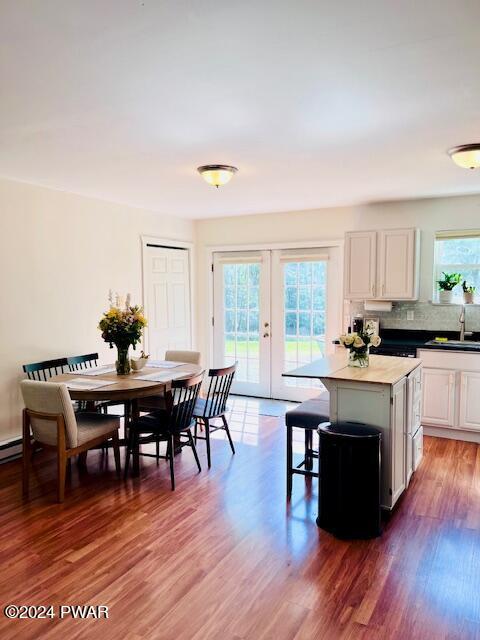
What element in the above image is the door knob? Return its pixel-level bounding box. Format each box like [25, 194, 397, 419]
[264, 322, 270, 328]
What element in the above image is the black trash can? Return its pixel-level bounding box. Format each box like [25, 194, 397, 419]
[317, 422, 381, 539]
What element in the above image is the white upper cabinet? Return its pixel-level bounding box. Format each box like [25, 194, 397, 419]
[344, 231, 377, 299]
[378, 229, 419, 299]
[344, 228, 420, 301]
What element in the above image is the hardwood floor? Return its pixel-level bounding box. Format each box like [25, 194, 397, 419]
[1, 405, 480, 640]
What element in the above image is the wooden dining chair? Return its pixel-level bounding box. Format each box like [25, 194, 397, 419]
[125, 373, 204, 489]
[193, 364, 236, 467]
[20, 380, 121, 502]
[23, 357, 68, 381]
[137, 350, 201, 415]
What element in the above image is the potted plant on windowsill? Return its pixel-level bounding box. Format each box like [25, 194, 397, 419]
[437, 272, 462, 304]
[462, 280, 476, 304]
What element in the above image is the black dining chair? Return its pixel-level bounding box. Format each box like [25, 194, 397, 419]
[23, 357, 68, 381]
[124, 373, 204, 489]
[66, 353, 99, 371]
[193, 363, 236, 468]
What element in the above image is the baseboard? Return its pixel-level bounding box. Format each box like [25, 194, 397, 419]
[0, 437, 22, 464]
[423, 425, 480, 444]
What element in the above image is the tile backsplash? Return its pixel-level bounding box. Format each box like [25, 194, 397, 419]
[349, 301, 480, 333]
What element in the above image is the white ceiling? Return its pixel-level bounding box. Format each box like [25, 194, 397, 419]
[1, 1, 480, 219]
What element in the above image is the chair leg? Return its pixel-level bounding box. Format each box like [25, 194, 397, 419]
[187, 429, 202, 473]
[286, 425, 293, 497]
[205, 418, 211, 468]
[304, 429, 313, 471]
[57, 449, 67, 503]
[132, 431, 140, 477]
[168, 434, 175, 490]
[112, 431, 121, 477]
[22, 417, 32, 499]
[221, 414, 235, 455]
[194, 419, 198, 443]
[78, 451, 87, 468]
[124, 428, 133, 478]
[156, 436, 160, 465]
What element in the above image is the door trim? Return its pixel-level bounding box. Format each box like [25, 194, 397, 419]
[141, 235, 196, 355]
[206, 239, 343, 396]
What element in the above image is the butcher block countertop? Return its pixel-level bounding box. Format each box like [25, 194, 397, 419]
[283, 353, 421, 385]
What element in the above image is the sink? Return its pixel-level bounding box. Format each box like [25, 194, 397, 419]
[428, 340, 480, 348]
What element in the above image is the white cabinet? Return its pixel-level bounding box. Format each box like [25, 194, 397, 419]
[391, 379, 406, 504]
[417, 349, 480, 435]
[406, 366, 422, 487]
[421, 368, 456, 427]
[378, 229, 418, 299]
[344, 231, 377, 299]
[344, 228, 419, 301]
[458, 371, 480, 431]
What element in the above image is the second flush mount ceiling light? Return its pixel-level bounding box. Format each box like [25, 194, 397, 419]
[448, 144, 480, 169]
[197, 164, 238, 187]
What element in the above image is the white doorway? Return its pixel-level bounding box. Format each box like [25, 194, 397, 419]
[212, 245, 341, 402]
[143, 243, 192, 359]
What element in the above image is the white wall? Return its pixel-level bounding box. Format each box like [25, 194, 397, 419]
[195, 194, 480, 363]
[0, 178, 193, 442]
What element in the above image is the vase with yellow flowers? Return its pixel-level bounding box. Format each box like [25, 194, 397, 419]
[338, 329, 381, 368]
[98, 292, 148, 375]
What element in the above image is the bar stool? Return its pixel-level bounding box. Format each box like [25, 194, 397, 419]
[285, 392, 329, 496]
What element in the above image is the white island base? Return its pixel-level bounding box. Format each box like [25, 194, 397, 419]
[284, 354, 422, 510]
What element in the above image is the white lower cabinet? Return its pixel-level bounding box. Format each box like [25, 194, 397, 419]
[391, 378, 406, 504]
[417, 349, 480, 433]
[421, 368, 456, 427]
[413, 427, 423, 470]
[458, 371, 480, 431]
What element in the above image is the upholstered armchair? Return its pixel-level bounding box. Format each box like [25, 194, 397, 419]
[20, 380, 121, 502]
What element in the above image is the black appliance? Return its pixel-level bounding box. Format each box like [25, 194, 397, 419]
[371, 344, 417, 358]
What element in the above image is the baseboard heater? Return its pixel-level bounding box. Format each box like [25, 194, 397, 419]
[0, 437, 22, 464]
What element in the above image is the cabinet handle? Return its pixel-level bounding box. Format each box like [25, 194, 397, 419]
[382, 283, 385, 296]
[371, 283, 375, 297]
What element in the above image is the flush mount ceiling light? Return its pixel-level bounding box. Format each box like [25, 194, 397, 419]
[197, 164, 238, 188]
[448, 144, 480, 169]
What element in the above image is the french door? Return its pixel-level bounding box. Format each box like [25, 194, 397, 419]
[213, 246, 341, 401]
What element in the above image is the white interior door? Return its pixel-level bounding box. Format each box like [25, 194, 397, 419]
[213, 251, 271, 397]
[144, 245, 192, 359]
[212, 246, 341, 401]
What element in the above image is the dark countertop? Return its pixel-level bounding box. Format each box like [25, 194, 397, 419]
[381, 329, 480, 352]
[336, 329, 480, 353]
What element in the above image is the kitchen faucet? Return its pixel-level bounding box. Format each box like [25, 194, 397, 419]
[459, 305, 466, 341]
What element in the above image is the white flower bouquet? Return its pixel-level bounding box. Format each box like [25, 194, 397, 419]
[338, 328, 381, 368]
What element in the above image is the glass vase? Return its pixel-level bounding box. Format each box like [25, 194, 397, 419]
[348, 346, 370, 368]
[115, 344, 131, 375]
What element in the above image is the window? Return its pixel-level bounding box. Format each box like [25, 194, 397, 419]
[434, 231, 480, 302]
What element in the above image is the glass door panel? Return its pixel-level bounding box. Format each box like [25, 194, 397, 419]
[213, 251, 271, 397]
[283, 260, 326, 391]
[271, 247, 341, 402]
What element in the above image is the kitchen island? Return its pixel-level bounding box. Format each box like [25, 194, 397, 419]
[283, 354, 422, 510]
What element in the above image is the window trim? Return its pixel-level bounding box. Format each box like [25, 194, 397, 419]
[433, 231, 480, 303]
